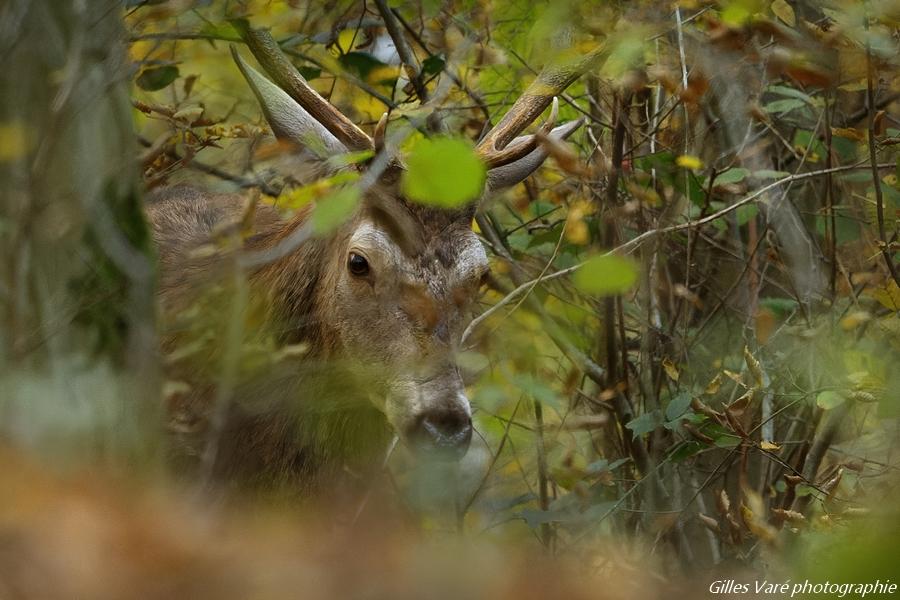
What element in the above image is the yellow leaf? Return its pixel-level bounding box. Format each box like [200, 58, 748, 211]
[760, 440, 781, 451]
[367, 64, 400, 85]
[868, 280, 900, 310]
[770, 0, 795, 25]
[743, 346, 764, 388]
[704, 373, 723, 395]
[724, 369, 745, 386]
[840, 311, 871, 331]
[0, 121, 29, 162]
[565, 219, 590, 245]
[676, 154, 703, 170]
[741, 489, 779, 543]
[336, 29, 357, 53]
[831, 127, 866, 142]
[662, 358, 680, 381]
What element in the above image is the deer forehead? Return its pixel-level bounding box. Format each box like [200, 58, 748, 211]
[348, 220, 487, 285]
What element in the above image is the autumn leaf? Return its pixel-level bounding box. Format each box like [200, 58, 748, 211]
[770, 0, 795, 25]
[698, 513, 721, 533]
[0, 121, 29, 162]
[662, 358, 680, 382]
[704, 373, 723, 395]
[716, 489, 731, 516]
[743, 346, 764, 388]
[772, 508, 806, 523]
[676, 154, 703, 170]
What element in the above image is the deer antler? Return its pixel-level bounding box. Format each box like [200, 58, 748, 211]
[476, 46, 606, 169]
[232, 20, 374, 152]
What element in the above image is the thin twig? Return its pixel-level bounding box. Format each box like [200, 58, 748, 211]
[462, 163, 895, 344]
[865, 16, 900, 285]
[373, 0, 428, 103]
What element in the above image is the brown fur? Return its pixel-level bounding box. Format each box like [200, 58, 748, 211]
[145, 183, 478, 494]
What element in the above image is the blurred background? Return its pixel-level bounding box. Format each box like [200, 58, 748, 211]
[1, 0, 898, 597]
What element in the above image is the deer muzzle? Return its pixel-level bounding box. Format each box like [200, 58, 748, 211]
[386, 367, 472, 460]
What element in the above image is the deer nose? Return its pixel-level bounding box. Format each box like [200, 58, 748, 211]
[411, 409, 472, 459]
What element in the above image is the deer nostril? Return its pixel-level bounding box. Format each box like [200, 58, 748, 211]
[412, 411, 472, 458]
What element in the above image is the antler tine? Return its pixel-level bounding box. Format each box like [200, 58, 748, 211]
[374, 112, 389, 152]
[476, 47, 605, 169]
[234, 21, 374, 152]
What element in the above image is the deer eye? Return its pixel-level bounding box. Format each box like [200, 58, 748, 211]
[347, 252, 370, 277]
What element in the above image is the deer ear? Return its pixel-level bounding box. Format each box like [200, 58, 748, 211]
[484, 119, 583, 194]
[230, 46, 348, 157]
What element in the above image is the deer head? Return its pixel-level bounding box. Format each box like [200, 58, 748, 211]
[231, 24, 588, 459]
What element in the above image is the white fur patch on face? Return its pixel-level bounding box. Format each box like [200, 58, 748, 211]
[449, 234, 488, 289]
[348, 219, 486, 290]
[347, 220, 406, 274]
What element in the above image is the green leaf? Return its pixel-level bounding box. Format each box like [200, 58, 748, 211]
[764, 98, 805, 115]
[573, 254, 638, 296]
[402, 137, 486, 208]
[136, 66, 180, 91]
[665, 391, 693, 421]
[752, 169, 790, 180]
[714, 434, 742, 448]
[311, 187, 360, 234]
[669, 441, 705, 462]
[510, 374, 562, 411]
[816, 390, 846, 410]
[626, 410, 662, 436]
[759, 297, 799, 317]
[766, 84, 815, 105]
[422, 54, 446, 76]
[297, 66, 321, 80]
[735, 204, 758, 226]
[338, 51, 386, 80]
[714, 168, 750, 185]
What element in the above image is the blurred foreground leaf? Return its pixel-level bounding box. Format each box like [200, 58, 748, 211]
[402, 138, 486, 208]
[136, 66, 180, 91]
[312, 187, 360, 234]
[573, 255, 638, 296]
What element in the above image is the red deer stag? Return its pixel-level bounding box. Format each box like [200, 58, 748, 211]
[147, 23, 595, 493]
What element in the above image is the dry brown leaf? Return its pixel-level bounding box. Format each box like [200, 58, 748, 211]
[717, 489, 731, 516]
[740, 502, 779, 544]
[831, 126, 866, 142]
[704, 373, 723, 395]
[726, 391, 754, 418]
[723, 369, 745, 386]
[743, 346, 765, 388]
[662, 358, 680, 382]
[691, 397, 720, 418]
[772, 508, 806, 523]
[755, 308, 776, 344]
[698, 513, 721, 533]
[684, 423, 714, 444]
